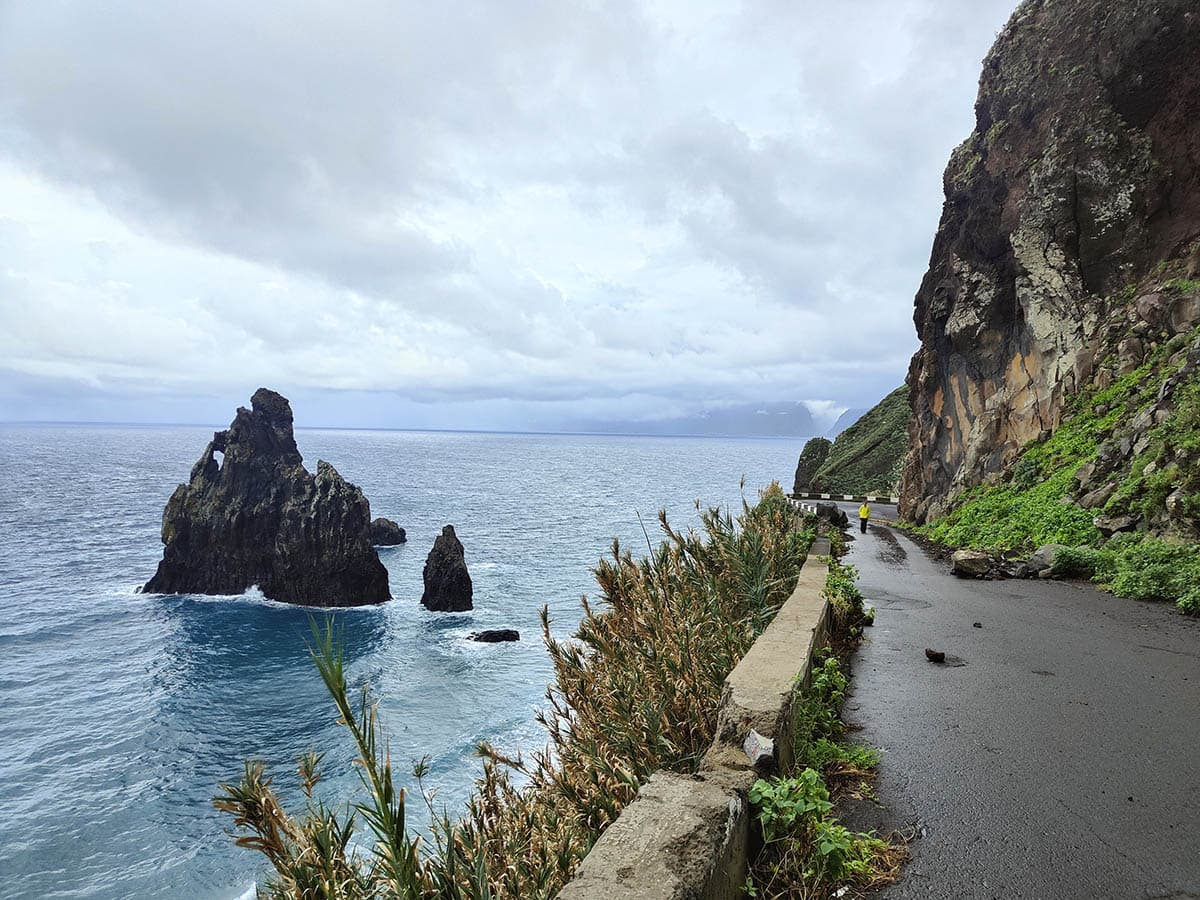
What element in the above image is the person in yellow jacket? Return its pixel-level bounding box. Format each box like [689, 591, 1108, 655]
[859, 501, 870, 533]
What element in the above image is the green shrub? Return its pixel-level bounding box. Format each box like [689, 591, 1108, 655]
[1049, 545, 1102, 578]
[1105, 538, 1200, 608]
[747, 768, 897, 894]
[1047, 536, 1200, 614]
[749, 768, 833, 843]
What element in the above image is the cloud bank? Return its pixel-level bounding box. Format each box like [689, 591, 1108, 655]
[0, 0, 1018, 430]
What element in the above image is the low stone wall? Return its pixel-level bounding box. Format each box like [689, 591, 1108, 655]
[558, 539, 833, 900]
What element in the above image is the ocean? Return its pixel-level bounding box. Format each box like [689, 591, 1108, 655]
[0, 424, 799, 899]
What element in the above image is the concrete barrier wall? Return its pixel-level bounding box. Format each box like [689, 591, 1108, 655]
[559, 539, 832, 900]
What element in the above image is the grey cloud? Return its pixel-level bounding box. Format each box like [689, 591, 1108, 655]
[0, 0, 1019, 428]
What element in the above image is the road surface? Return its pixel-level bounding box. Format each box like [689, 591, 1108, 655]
[832, 508, 1200, 900]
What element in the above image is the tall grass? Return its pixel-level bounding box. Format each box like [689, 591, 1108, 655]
[216, 482, 815, 898]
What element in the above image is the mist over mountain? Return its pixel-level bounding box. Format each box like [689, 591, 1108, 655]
[826, 408, 867, 438]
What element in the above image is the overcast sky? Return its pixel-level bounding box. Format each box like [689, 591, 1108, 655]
[0, 0, 1017, 431]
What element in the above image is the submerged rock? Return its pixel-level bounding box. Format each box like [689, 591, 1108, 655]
[469, 629, 519, 643]
[421, 525, 473, 612]
[370, 517, 407, 546]
[143, 388, 390, 607]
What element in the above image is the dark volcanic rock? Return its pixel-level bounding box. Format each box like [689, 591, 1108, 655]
[900, 0, 1200, 523]
[421, 525, 473, 612]
[469, 629, 520, 643]
[793, 437, 832, 494]
[813, 501, 849, 530]
[951, 549, 993, 579]
[143, 388, 390, 607]
[370, 517, 407, 546]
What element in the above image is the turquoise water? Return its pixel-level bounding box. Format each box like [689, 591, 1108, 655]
[0, 425, 799, 899]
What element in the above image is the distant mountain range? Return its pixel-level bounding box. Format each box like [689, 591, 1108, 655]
[581, 401, 821, 438]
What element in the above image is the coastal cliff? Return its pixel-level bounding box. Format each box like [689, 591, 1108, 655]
[143, 388, 390, 606]
[900, 0, 1200, 523]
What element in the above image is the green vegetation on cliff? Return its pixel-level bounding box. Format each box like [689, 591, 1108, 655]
[919, 277, 1200, 614]
[798, 386, 909, 495]
[792, 436, 832, 494]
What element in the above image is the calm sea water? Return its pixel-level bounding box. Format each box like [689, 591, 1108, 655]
[0, 424, 799, 899]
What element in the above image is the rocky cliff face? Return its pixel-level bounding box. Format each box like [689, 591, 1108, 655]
[143, 388, 391, 606]
[901, 0, 1200, 522]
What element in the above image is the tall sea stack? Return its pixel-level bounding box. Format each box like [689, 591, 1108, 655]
[143, 388, 391, 607]
[421, 525, 473, 612]
[900, 0, 1200, 523]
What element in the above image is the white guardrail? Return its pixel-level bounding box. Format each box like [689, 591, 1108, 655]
[789, 491, 899, 504]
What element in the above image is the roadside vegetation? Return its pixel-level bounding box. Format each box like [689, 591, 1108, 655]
[745, 559, 905, 898]
[916, 301, 1200, 614]
[216, 483, 817, 898]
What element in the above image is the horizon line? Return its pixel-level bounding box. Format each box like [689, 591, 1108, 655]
[0, 419, 821, 441]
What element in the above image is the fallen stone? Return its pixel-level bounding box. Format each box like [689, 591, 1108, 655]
[925, 648, 946, 664]
[1135, 293, 1166, 326]
[370, 517, 407, 545]
[742, 729, 775, 769]
[142, 388, 389, 607]
[1170, 293, 1200, 334]
[469, 629, 519, 643]
[1026, 543, 1066, 576]
[1165, 489, 1187, 517]
[813, 501, 849, 529]
[421, 525, 473, 612]
[1078, 483, 1117, 510]
[972, 622, 982, 628]
[993, 560, 1024, 579]
[1093, 514, 1139, 537]
[951, 549, 992, 578]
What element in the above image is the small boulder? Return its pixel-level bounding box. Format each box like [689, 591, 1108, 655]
[925, 648, 946, 664]
[1165, 489, 1187, 517]
[951, 549, 992, 578]
[421, 525, 473, 612]
[1169, 293, 1200, 334]
[743, 729, 775, 769]
[469, 629, 519, 643]
[1093, 514, 1138, 537]
[1025, 543, 1066, 577]
[1078, 482, 1116, 510]
[370, 517, 407, 546]
[1132, 294, 1161, 326]
[813, 502, 849, 529]
[1117, 337, 1144, 374]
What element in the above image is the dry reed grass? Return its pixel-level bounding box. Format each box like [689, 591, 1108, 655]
[216, 482, 814, 899]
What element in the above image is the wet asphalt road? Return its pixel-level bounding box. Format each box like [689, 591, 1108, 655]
[833, 508, 1200, 900]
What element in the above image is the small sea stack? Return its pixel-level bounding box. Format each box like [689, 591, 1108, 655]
[370, 517, 407, 546]
[421, 525, 473, 612]
[142, 388, 390, 607]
